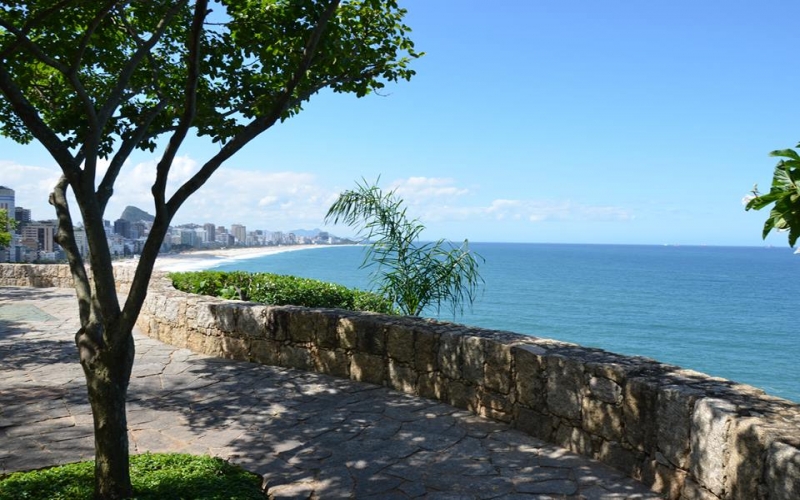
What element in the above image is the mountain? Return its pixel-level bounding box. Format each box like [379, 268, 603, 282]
[286, 228, 324, 237]
[120, 206, 154, 223]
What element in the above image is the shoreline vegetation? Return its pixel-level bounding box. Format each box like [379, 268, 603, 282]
[114, 244, 356, 273]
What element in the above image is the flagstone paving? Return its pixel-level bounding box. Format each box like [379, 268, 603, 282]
[0, 286, 660, 499]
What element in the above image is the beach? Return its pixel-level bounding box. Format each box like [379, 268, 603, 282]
[115, 244, 332, 273]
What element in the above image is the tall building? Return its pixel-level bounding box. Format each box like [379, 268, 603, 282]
[113, 218, 131, 238]
[20, 221, 57, 253]
[73, 227, 89, 257]
[203, 223, 216, 243]
[14, 206, 31, 225]
[0, 186, 14, 224]
[230, 224, 246, 245]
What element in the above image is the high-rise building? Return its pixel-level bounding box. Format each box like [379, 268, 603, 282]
[14, 206, 31, 225]
[204, 223, 216, 243]
[20, 221, 57, 253]
[0, 186, 14, 224]
[113, 218, 131, 238]
[230, 224, 246, 245]
[73, 227, 89, 257]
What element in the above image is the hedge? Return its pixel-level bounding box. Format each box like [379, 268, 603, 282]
[169, 271, 395, 314]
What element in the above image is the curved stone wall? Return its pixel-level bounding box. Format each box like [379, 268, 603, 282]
[3, 264, 799, 499]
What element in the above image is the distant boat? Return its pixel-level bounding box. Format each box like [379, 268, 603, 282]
[795, 247, 800, 254]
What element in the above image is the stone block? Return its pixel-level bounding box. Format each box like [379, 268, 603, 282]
[220, 336, 249, 361]
[414, 329, 438, 372]
[623, 377, 658, 451]
[447, 380, 477, 412]
[681, 479, 720, 500]
[690, 398, 736, 496]
[354, 317, 386, 355]
[313, 312, 339, 348]
[545, 355, 583, 421]
[336, 317, 357, 349]
[554, 423, 593, 457]
[194, 303, 217, 330]
[514, 345, 546, 408]
[212, 304, 236, 333]
[766, 441, 800, 500]
[598, 441, 645, 480]
[657, 385, 702, 469]
[641, 459, 686, 500]
[386, 325, 415, 364]
[285, 310, 316, 343]
[388, 359, 417, 394]
[202, 334, 223, 357]
[417, 372, 446, 400]
[477, 390, 513, 423]
[725, 417, 771, 499]
[513, 406, 556, 441]
[438, 331, 462, 380]
[235, 305, 267, 339]
[582, 397, 623, 441]
[350, 352, 385, 384]
[588, 376, 623, 404]
[250, 339, 280, 366]
[484, 340, 512, 394]
[461, 336, 485, 385]
[280, 345, 313, 371]
[266, 308, 290, 341]
[315, 348, 349, 378]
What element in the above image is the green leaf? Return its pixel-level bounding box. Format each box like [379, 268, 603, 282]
[769, 149, 800, 161]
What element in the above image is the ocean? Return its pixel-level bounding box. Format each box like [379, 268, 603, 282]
[210, 243, 800, 403]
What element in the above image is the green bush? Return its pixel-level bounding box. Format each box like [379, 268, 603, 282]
[0, 453, 263, 500]
[169, 271, 395, 314]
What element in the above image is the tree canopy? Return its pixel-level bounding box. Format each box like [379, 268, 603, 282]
[0, 1, 419, 497]
[745, 144, 800, 247]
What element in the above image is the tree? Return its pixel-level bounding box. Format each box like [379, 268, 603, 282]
[0, 208, 15, 248]
[745, 144, 800, 246]
[0, 2, 419, 498]
[325, 179, 483, 317]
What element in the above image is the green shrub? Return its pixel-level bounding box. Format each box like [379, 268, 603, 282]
[0, 453, 263, 500]
[169, 271, 395, 314]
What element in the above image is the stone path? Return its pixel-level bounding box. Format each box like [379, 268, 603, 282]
[0, 286, 660, 499]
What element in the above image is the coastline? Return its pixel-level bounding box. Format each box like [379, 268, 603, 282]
[115, 244, 340, 273]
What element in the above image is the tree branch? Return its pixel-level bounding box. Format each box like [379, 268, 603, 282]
[0, 13, 100, 135]
[49, 176, 91, 325]
[0, 66, 80, 178]
[96, 0, 189, 128]
[71, 1, 124, 74]
[121, 0, 208, 332]
[97, 99, 169, 211]
[0, 17, 69, 71]
[166, 0, 341, 213]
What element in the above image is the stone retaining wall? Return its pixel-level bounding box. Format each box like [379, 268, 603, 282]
[3, 263, 799, 499]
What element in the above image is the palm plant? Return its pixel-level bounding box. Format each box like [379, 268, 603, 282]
[325, 179, 483, 317]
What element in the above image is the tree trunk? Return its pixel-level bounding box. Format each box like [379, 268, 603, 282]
[79, 323, 136, 500]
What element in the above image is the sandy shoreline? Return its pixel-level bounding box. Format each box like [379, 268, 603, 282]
[115, 244, 342, 273]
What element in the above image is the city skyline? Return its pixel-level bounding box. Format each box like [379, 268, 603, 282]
[2, 1, 799, 247]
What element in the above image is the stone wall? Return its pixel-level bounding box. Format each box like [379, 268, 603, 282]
[0, 263, 137, 292]
[3, 263, 799, 499]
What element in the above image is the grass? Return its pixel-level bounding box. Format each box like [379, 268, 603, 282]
[0, 453, 265, 499]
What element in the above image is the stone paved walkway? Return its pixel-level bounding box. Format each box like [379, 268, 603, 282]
[0, 286, 660, 499]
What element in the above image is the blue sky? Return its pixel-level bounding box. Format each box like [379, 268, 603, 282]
[2, 0, 799, 246]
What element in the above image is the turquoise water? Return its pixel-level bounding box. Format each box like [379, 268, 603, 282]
[211, 243, 800, 402]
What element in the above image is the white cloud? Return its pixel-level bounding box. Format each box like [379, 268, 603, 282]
[389, 177, 469, 204]
[0, 160, 62, 219]
[2, 160, 633, 236]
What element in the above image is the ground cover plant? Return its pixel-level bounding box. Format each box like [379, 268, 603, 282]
[170, 270, 395, 314]
[0, 453, 264, 500]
